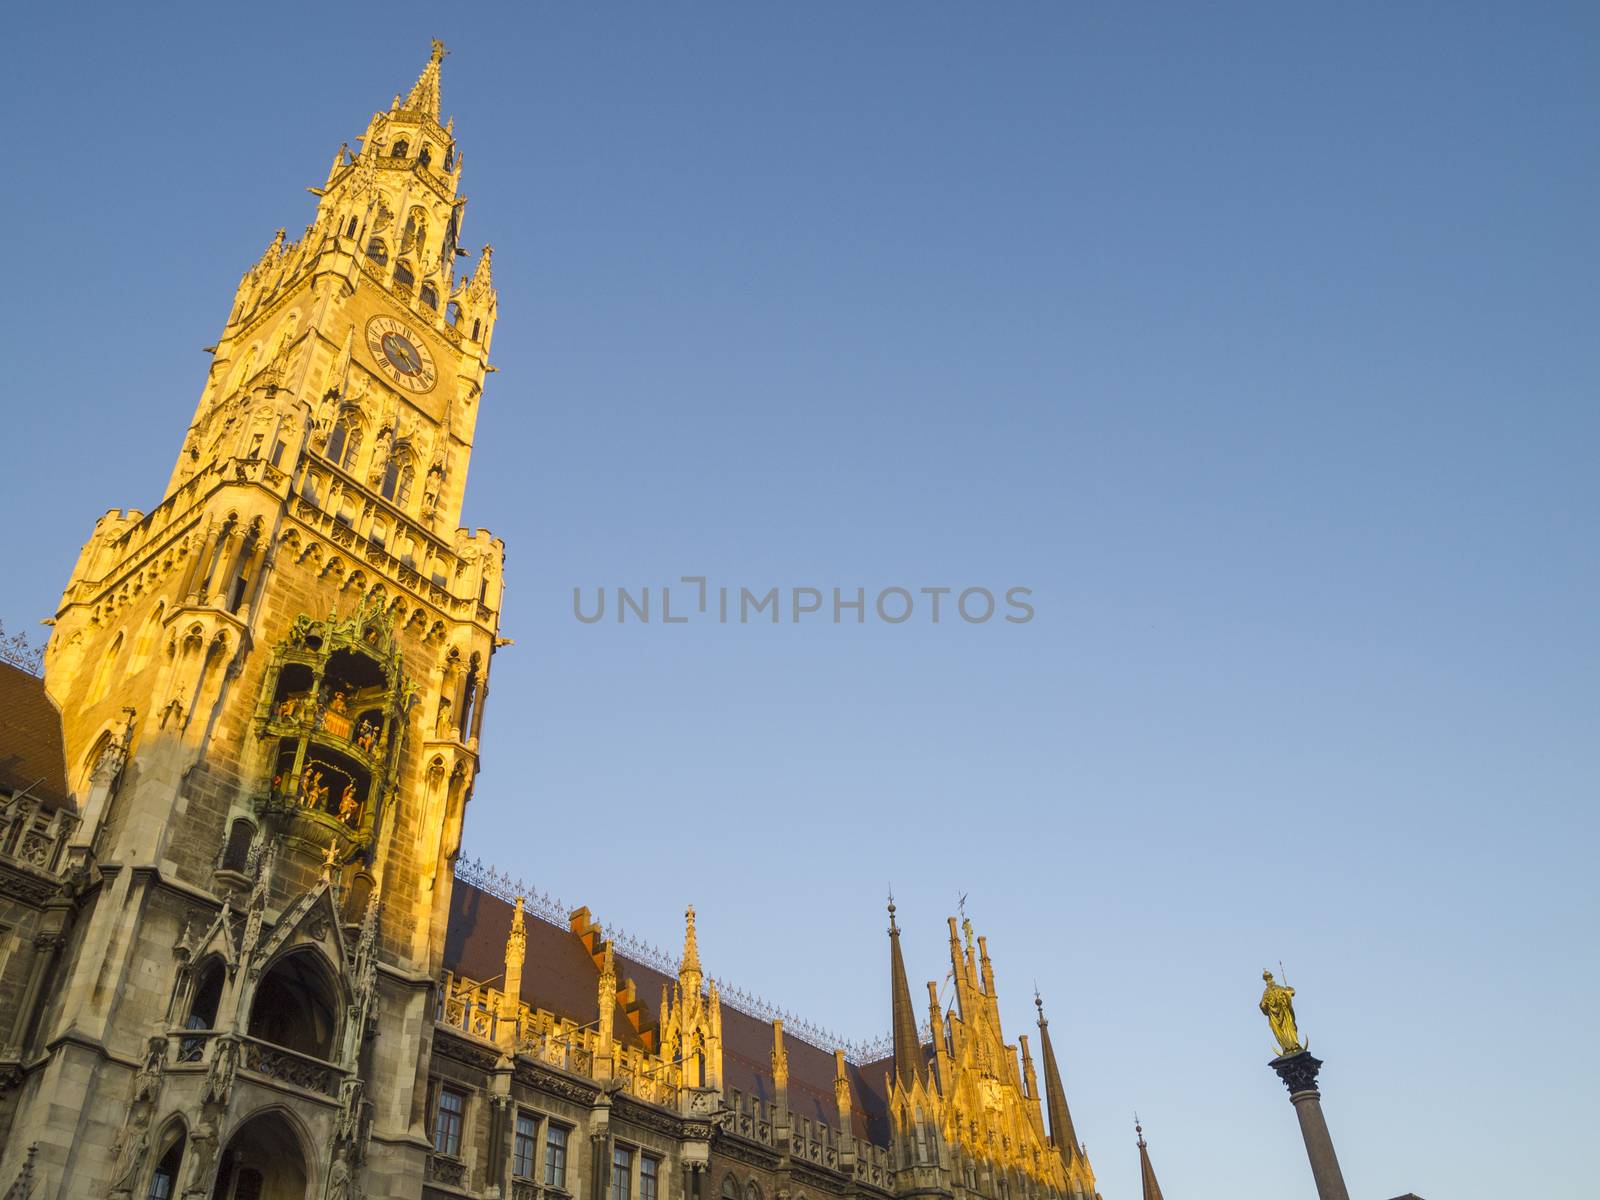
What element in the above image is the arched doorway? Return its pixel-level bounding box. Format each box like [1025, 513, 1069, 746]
[211, 1111, 309, 1199]
[246, 951, 340, 1060]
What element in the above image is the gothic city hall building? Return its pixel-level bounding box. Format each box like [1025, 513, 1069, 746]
[0, 47, 1113, 1200]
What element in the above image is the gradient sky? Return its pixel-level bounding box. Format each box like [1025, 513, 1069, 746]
[3, 4, 1597, 1198]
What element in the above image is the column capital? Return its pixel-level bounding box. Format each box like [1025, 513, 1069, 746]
[1269, 1049, 1323, 1098]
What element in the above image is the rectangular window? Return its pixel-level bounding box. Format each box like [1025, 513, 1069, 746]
[433, 1087, 465, 1157]
[513, 1113, 538, 1180]
[640, 1155, 659, 1200]
[545, 1124, 569, 1189]
[610, 1146, 633, 1200]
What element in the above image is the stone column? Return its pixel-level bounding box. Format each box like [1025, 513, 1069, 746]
[1269, 1051, 1350, 1200]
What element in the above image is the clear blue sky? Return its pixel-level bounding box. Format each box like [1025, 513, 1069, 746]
[4, 4, 1596, 1197]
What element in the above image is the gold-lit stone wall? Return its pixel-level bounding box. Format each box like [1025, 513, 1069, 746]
[0, 42, 505, 1200]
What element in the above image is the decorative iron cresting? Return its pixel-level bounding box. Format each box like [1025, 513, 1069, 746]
[0, 619, 45, 676]
[453, 857, 918, 1064]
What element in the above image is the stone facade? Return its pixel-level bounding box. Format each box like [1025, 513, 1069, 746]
[0, 43, 1105, 1200]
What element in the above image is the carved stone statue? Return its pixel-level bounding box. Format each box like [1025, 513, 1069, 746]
[1259, 970, 1303, 1057]
[327, 1145, 352, 1200]
[107, 1127, 149, 1197]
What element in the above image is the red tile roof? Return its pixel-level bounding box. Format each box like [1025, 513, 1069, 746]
[0, 662, 73, 811]
[444, 880, 893, 1145]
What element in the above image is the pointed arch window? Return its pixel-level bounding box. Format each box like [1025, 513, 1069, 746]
[418, 146, 433, 168]
[381, 458, 415, 506]
[90, 633, 124, 704]
[420, 282, 439, 309]
[341, 422, 363, 470]
[446, 301, 463, 327]
[393, 261, 415, 292]
[132, 601, 165, 673]
[391, 140, 409, 158]
[145, 1129, 185, 1200]
[365, 237, 389, 266]
[345, 216, 359, 239]
[327, 417, 362, 471]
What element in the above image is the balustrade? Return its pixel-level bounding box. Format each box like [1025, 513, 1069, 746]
[239, 1035, 340, 1097]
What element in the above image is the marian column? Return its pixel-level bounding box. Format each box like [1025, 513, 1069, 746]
[1260, 971, 1351, 1200]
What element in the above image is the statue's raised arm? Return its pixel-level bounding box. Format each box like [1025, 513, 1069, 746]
[1259, 969, 1304, 1057]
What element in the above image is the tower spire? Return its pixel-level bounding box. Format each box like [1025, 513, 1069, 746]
[405, 38, 446, 118]
[1035, 992, 1083, 1167]
[682, 904, 701, 975]
[887, 895, 925, 1089]
[1136, 1116, 1166, 1200]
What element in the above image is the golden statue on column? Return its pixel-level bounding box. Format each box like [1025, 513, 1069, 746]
[1260, 969, 1304, 1056]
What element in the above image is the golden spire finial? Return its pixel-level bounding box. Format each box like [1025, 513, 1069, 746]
[681, 905, 701, 974]
[403, 40, 446, 119]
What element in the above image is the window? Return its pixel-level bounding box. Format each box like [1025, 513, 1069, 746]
[326, 421, 348, 465]
[419, 146, 433, 168]
[146, 1134, 184, 1200]
[420, 282, 438, 309]
[221, 818, 254, 872]
[394, 261, 415, 289]
[365, 237, 388, 266]
[641, 1156, 659, 1200]
[339, 422, 363, 471]
[392, 140, 409, 158]
[345, 216, 359, 239]
[433, 1087, 465, 1156]
[610, 1147, 633, 1200]
[544, 1124, 568, 1189]
[446, 301, 463, 327]
[513, 1113, 538, 1179]
[722, 1177, 738, 1200]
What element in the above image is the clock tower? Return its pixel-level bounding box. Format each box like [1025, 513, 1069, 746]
[3, 42, 506, 1199]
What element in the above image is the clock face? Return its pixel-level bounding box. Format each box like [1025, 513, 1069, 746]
[365, 316, 437, 393]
